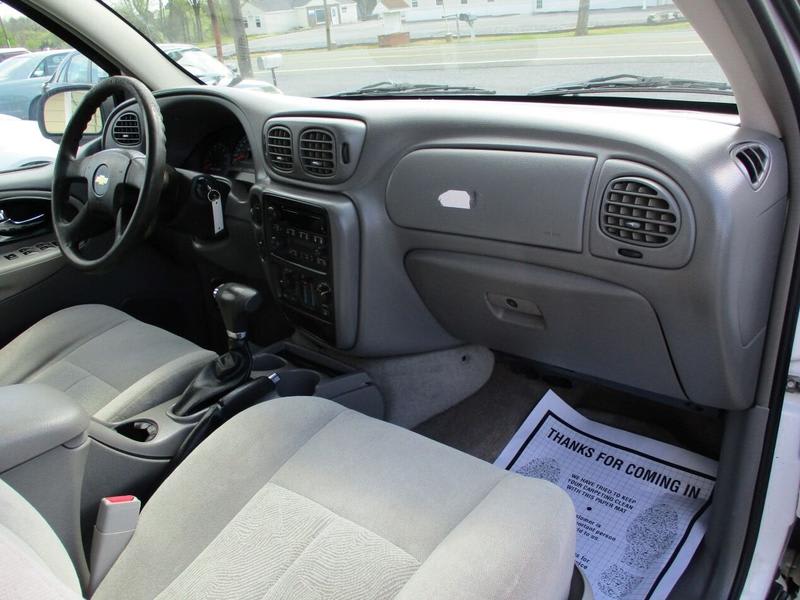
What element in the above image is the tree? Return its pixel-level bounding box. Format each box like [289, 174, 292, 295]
[227, 0, 253, 77]
[575, 0, 590, 36]
[187, 0, 204, 42]
[119, 0, 159, 39]
[207, 0, 224, 61]
[165, 0, 191, 42]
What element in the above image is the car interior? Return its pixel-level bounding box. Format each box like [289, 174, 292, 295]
[2, 0, 800, 599]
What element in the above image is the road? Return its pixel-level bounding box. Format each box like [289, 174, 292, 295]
[221, 7, 676, 53]
[250, 29, 728, 98]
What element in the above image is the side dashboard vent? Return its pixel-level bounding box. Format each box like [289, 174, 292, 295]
[600, 177, 680, 247]
[299, 128, 336, 177]
[112, 112, 141, 146]
[732, 142, 770, 189]
[266, 125, 293, 172]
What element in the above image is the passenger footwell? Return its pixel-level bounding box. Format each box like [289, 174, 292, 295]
[496, 390, 717, 600]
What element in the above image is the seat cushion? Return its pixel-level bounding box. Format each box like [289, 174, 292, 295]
[95, 396, 577, 600]
[0, 478, 82, 600]
[0, 305, 216, 421]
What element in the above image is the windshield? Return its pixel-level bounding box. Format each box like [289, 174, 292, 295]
[99, 1, 731, 104]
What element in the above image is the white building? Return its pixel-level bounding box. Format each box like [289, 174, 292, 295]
[389, 0, 673, 23]
[242, 0, 358, 35]
[374, 0, 411, 33]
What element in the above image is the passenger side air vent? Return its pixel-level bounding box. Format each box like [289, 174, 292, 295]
[112, 111, 141, 146]
[600, 177, 680, 247]
[299, 128, 336, 177]
[732, 142, 770, 189]
[266, 125, 293, 172]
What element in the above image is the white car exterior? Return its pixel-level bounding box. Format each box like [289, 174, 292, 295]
[0, 114, 58, 173]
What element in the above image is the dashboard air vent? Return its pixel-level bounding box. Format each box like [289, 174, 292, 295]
[600, 177, 679, 247]
[299, 128, 336, 177]
[732, 143, 770, 189]
[266, 125, 293, 172]
[112, 112, 141, 146]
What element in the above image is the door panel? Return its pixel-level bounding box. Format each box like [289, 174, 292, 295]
[0, 164, 207, 349]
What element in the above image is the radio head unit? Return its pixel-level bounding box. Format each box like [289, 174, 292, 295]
[262, 194, 336, 344]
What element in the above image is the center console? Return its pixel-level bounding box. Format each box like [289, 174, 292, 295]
[265, 195, 335, 343]
[251, 187, 360, 349]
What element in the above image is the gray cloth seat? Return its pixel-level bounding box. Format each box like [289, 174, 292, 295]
[1, 395, 577, 599]
[0, 304, 216, 422]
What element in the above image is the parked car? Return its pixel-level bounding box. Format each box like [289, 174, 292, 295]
[0, 48, 29, 63]
[159, 44, 280, 93]
[0, 48, 71, 119]
[45, 47, 280, 95]
[646, 11, 685, 25]
[0, 114, 57, 171]
[41, 50, 108, 96]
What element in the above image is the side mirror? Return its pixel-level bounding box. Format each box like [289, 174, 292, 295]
[37, 84, 104, 142]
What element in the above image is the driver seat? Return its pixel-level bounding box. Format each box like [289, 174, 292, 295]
[0, 304, 216, 422]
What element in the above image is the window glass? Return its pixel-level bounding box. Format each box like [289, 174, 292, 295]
[0, 6, 94, 172]
[66, 55, 91, 83]
[98, 0, 733, 103]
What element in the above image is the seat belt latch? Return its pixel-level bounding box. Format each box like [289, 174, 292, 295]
[88, 495, 141, 593]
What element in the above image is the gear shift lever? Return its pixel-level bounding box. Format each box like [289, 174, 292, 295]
[171, 283, 262, 417]
[213, 282, 262, 349]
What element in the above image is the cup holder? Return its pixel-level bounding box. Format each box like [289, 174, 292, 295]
[275, 369, 320, 397]
[115, 420, 158, 443]
[252, 353, 288, 372]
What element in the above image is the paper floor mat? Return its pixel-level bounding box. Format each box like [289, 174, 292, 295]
[495, 390, 717, 600]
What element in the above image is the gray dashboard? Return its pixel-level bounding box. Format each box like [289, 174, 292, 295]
[113, 87, 788, 411]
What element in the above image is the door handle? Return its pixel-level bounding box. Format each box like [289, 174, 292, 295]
[0, 209, 46, 236]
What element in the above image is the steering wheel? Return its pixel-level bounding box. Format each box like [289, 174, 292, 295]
[52, 76, 166, 270]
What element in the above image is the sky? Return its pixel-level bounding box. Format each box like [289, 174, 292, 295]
[0, 3, 25, 19]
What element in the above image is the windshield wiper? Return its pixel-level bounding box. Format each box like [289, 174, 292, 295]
[329, 81, 496, 97]
[527, 74, 733, 97]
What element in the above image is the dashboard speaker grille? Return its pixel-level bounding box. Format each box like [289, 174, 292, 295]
[601, 177, 679, 247]
[299, 128, 335, 177]
[112, 112, 141, 146]
[732, 142, 770, 189]
[266, 125, 293, 172]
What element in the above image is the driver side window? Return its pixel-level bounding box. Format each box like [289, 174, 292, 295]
[0, 7, 103, 173]
[66, 55, 91, 84]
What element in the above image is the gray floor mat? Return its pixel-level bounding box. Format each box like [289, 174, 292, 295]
[413, 360, 722, 462]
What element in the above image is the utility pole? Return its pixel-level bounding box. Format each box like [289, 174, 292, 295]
[227, 0, 253, 77]
[207, 0, 224, 61]
[575, 0, 590, 36]
[321, 0, 332, 50]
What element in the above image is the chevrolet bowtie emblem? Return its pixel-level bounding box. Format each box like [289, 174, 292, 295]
[94, 174, 109, 187]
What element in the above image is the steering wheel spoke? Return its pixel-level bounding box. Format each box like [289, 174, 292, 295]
[124, 153, 147, 190]
[64, 155, 89, 181]
[60, 202, 93, 246]
[114, 206, 129, 243]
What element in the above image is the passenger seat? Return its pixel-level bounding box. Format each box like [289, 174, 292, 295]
[1, 396, 578, 599]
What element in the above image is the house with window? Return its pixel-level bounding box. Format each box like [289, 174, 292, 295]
[379, 0, 673, 23]
[241, 0, 358, 35]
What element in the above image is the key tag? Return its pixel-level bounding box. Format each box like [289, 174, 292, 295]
[208, 187, 224, 235]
